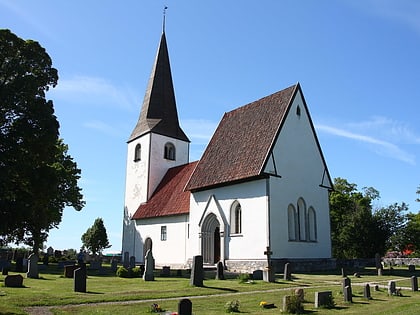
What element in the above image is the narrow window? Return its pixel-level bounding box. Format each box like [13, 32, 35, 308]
[160, 226, 167, 241]
[308, 207, 317, 241]
[297, 198, 307, 241]
[164, 142, 176, 160]
[296, 105, 301, 117]
[230, 201, 242, 234]
[288, 204, 297, 241]
[134, 143, 141, 161]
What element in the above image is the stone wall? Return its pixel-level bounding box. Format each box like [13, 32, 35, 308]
[383, 258, 420, 266]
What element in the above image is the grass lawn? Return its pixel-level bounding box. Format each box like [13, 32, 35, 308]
[0, 264, 419, 314]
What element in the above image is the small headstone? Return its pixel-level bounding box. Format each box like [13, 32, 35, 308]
[190, 255, 203, 287]
[74, 265, 87, 293]
[5, 274, 24, 287]
[344, 285, 352, 302]
[129, 256, 136, 269]
[178, 298, 192, 315]
[123, 251, 129, 268]
[374, 284, 379, 291]
[364, 283, 372, 299]
[26, 253, 39, 279]
[388, 280, 396, 295]
[2, 267, 8, 275]
[409, 265, 416, 273]
[161, 266, 171, 277]
[353, 272, 360, 278]
[143, 249, 155, 281]
[284, 262, 292, 281]
[377, 268, 383, 276]
[282, 295, 291, 312]
[263, 267, 275, 282]
[342, 277, 351, 294]
[64, 265, 79, 278]
[314, 291, 332, 308]
[252, 270, 263, 280]
[215, 261, 225, 280]
[295, 288, 304, 301]
[111, 259, 118, 272]
[411, 276, 418, 292]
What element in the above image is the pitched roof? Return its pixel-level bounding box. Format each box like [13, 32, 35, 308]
[185, 84, 298, 192]
[131, 161, 198, 220]
[128, 32, 189, 143]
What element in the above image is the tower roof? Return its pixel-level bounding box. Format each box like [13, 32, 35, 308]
[129, 32, 189, 143]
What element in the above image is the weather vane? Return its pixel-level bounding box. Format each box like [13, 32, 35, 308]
[163, 6, 168, 32]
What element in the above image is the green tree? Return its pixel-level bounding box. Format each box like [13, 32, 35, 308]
[0, 29, 84, 252]
[81, 218, 111, 256]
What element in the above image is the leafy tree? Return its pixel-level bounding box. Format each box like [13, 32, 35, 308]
[0, 29, 84, 253]
[81, 218, 111, 256]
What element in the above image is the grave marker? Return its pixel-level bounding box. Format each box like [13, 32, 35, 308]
[178, 298, 192, 315]
[143, 249, 155, 281]
[26, 253, 39, 279]
[314, 291, 332, 308]
[190, 255, 203, 287]
[5, 274, 24, 287]
[74, 265, 87, 293]
[411, 276, 418, 292]
[364, 283, 372, 299]
[215, 261, 225, 280]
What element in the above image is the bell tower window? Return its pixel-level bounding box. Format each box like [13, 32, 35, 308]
[164, 142, 176, 160]
[134, 143, 141, 162]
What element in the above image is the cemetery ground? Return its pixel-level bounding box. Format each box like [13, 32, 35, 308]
[1, 264, 420, 314]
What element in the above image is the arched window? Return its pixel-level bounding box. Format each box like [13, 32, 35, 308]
[297, 198, 307, 241]
[230, 201, 242, 234]
[288, 204, 297, 241]
[134, 143, 141, 161]
[164, 142, 176, 160]
[308, 207, 317, 241]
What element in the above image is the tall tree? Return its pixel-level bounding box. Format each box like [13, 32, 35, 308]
[0, 29, 84, 252]
[81, 218, 111, 256]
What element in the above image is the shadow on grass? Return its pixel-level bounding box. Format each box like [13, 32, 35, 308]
[202, 285, 238, 293]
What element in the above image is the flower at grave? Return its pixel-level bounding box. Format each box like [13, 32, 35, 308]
[260, 301, 268, 307]
[150, 303, 164, 313]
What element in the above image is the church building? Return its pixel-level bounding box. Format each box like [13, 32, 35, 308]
[122, 31, 333, 272]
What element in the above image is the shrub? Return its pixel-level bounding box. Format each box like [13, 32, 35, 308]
[131, 266, 142, 278]
[225, 300, 240, 313]
[284, 291, 304, 314]
[237, 273, 250, 283]
[116, 266, 129, 278]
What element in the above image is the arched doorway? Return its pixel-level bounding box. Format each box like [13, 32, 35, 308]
[201, 213, 220, 264]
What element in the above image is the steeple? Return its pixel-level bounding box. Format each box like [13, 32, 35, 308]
[129, 32, 189, 143]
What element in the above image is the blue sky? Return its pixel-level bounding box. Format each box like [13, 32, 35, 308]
[1, 1, 419, 254]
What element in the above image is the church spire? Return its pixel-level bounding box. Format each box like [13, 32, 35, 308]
[129, 31, 189, 143]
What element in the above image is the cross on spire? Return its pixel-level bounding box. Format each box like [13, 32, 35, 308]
[163, 6, 168, 33]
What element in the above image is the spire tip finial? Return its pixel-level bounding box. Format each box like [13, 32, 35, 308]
[163, 6, 168, 33]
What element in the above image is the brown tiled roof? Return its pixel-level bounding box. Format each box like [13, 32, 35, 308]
[185, 84, 298, 192]
[132, 161, 198, 220]
[129, 32, 189, 143]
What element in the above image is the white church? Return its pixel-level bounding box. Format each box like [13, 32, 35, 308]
[121, 31, 333, 272]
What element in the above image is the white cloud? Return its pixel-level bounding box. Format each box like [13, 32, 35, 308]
[49, 75, 139, 110]
[316, 122, 416, 165]
[83, 120, 122, 137]
[182, 119, 218, 144]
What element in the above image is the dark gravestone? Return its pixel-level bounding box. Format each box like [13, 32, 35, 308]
[161, 266, 171, 277]
[215, 261, 225, 280]
[64, 265, 79, 278]
[129, 256, 136, 269]
[2, 266, 8, 275]
[411, 276, 418, 292]
[111, 259, 118, 272]
[344, 285, 352, 302]
[15, 256, 24, 272]
[342, 277, 351, 294]
[388, 280, 396, 295]
[143, 249, 155, 281]
[190, 255, 203, 287]
[252, 270, 263, 280]
[123, 251, 129, 268]
[74, 266, 87, 293]
[5, 274, 24, 287]
[178, 298, 192, 315]
[284, 262, 292, 281]
[409, 265, 416, 273]
[314, 291, 332, 308]
[364, 283, 372, 299]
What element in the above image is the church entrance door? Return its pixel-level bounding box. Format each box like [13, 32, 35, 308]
[201, 214, 220, 264]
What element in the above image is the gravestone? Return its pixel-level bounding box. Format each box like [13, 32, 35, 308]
[123, 251, 129, 268]
[5, 274, 24, 287]
[74, 265, 87, 293]
[143, 249, 155, 281]
[263, 246, 275, 283]
[64, 265, 79, 278]
[342, 277, 351, 294]
[283, 262, 292, 281]
[190, 255, 203, 287]
[129, 256, 136, 269]
[282, 295, 291, 312]
[314, 291, 332, 308]
[408, 265, 416, 273]
[161, 266, 171, 277]
[411, 276, 418, 292]
[215, 261, 225, 280]
[252, 270, 263, 280]
[375, 253, 383, 276]
[178, 298, 192, 315]
[2, 266, 8, 275]
[295, 288, 304, 301]
[15, 256, 24, 272]
[344, 285, 352, 302]
[388, 280, 396, 295]
[111, 259, 118, 272]
[26, 253, 39, 279]
[363, 283, 372, 299]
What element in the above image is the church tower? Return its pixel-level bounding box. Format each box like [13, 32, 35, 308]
[122, 31, 190, 257]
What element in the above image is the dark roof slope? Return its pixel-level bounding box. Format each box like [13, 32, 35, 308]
[185, 84, 297, 191]
[129, 32, 189, 143]
[132, 161, 197, 220]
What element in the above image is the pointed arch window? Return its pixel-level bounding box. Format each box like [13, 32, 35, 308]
[297, 198, 307, 241]
[288, 204, 298, 241]
[164, 142, 176, 160]
[308, 207, 317, 241]
[134, 143, 141, 162]
[230, 201, 242, 235]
